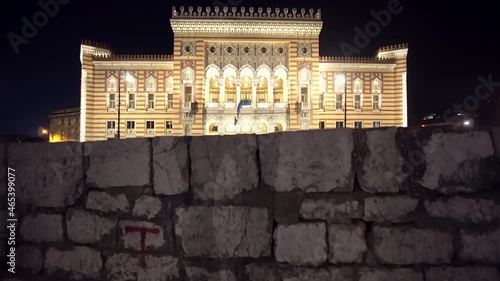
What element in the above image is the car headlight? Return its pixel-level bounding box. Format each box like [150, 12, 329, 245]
[463, 120, 471, 126]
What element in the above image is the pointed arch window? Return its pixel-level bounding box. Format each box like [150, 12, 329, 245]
[209, 76, 220, 103]
[372, 79, 382, 111]
[334, 74, 346, 110]
[241, 76, 253, 101]
[273, 77, 283, 103]
[353, 79, 364, 110]
[183, 68, 194, 84]
[225, 76, 236, 103]
[257, 76, 268, 103]
[106, 77, 118, 110]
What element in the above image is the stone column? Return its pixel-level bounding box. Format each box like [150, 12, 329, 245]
[252, 78, 258, 108]
[269, 77, 274, 107]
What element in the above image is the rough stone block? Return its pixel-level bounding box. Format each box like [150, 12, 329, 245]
[175, 206, 271, 258]
[190, 135, 259, 200]
[185, 267, 237, 281]
[426, 266, 500, 281]
[300, 198, 363, 221]
[273, 192, 300, 224]
[357, 128, 406, 193]
[18, 245, 43, 274]
[418, 131, 494, 193]
[85, 138, 150, 188]
[152, 137, 189, 195]
[372, 226, 453, 264]
[364, 196, 418, 222]
[280, 268, 332, 281]
[20, 213, 63, 242]
[86, 191, 130, 213]
[274, 223, 327, 266]
[459, 229, 500, 263]
[8, 142, 83, 208]
[45, 246, 102, 280]
[260, 129, 354, 192]
[424, 197, 499, 224]
[66, 209, 117, 244]
[245, 263, 280, 281]
[359, 268, 424, 281]
[329, 223, 366, 263]
[119, 221, 165, 251]
[105, 253, 179, 281]
[133, 195, 163, 219]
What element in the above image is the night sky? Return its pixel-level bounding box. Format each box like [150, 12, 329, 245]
[2, 0, 499, 135]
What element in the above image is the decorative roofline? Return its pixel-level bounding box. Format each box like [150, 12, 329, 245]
[93, 54, 174, 61]
[377, 43, 409, 59]
[378, 43, 408, 52]
[81, 39, 111, 50]
[320, 56, 396, 63]
[171, 6, 321, 21]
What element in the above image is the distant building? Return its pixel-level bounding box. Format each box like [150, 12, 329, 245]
[48, 107, 80, 142]
[79, 6, 408, 141]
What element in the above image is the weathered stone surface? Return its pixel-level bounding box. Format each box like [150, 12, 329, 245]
[190, 135, 258, 200]
[185, 267, 237, 281]
[328, 223, 366, 263]
[424, 197, 500, 224]
[280, 268, 332, 281]
[152, 137, 189, 195]
[175, 206, 271, 258]
[85, 138, 150, 188]
[372, 226, 453, 264]
[364, 196, 418, 222]
[45, 246, 102, 280]
[418, 131, 494, 193]
[359, 268, 423, 281]
[105, 253, 179, 281]
[245, 263, 280, 281]
[119, 221, 165, 251]
[358, 128, 406, 193]
[8, 142, 83, 208]
[329, 268, 356, 281]
[426, 266, 500, 281]
[133, 195, 162, 219]
[260, 129, 354, 192]
[86, 191, 130, 213]
[274, 192, 300, 224]
[20, 213, 63, 242]
[66, 209, 117, 244]
[459, 229, 500, 263]
[274, 223, 327, 266]
[18, 245, 43, 274]
[300, 198, 363, 221]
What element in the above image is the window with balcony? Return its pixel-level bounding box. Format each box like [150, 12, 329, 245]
[257, 76, 268, 103]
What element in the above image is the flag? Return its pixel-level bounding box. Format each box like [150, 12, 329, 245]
[234, 100, 251, 125]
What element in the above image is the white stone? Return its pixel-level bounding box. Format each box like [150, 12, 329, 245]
[8, 142, 83, 208]
[18, 245, 43, 274]
[152, 137, 189, 195]
[300, 198, 363, 220]
[328, 223, 366, 263]
[426, 266, 500, 281]
[185, 267, 237, 281]
[175, 206, 271, 258]
[358, 128, 406, 193]
[424, 197, 500, 224]
[459, 229, 500, 263]
[85, 138, 150, 188]
[105, 253, 179, 281]
[359, 268, 423, 281]
[274, 223, 327, 266]
[45, 246, 102, 280]
[119, 221, 165, 250]
[364, 196, 418, 222]
[66, 209, 117, 244]
[419, 131, 494, 193]
[20, 213, 63, 242]
[133, 195, 162, 219]
[260, 129, 354, 192]
[190, 135, 259, 200]
[372, 226, 453, 264]
[86, 191, 130, 213]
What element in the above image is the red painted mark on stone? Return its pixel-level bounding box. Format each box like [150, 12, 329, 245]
[125, 226, 160, 268]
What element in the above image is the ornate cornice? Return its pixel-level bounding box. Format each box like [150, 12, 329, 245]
[170, 20, 322, 37]
[320, 56, 396, 64]
[172, 6, 321, 21]
[80, 41, 112, 63]
[93, 54, 173, 61]
[377, 43, 409, 59]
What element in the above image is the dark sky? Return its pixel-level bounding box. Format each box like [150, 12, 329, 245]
[2, 0, 499, 135]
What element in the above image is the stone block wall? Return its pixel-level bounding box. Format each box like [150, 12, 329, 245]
[1, 127, 500, 281]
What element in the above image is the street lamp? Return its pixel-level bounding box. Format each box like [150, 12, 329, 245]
[117, 68, 133, 139]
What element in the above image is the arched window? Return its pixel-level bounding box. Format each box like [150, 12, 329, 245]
[125, 76, 137, 92]
[257, 76, 268, 103]
[183, 68, 194, 83]
[372, 79, 382, 110]
[225, 76, 236, 102]
[106, 77, 117, 110]
[275, 123, 283, 132]
[273, 77, 283, 103]
[299, 69, 310, 85]
[241, 76, 253, 101]
[146, 77, 157, 92]
[107, 77, 117, 92]
[334, 74, 346, 110]
[209, 76, 220, 102]
[166, 76, 174, 92]
[209, 123, 218, 134]
[258, 123, 268, 134]
[353, 78, 363, 110]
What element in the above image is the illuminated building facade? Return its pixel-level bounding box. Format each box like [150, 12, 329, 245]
[48, 107, 80, 142]
[79, 6, 408, 141]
